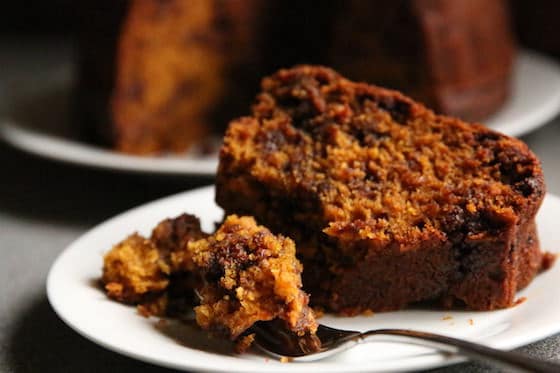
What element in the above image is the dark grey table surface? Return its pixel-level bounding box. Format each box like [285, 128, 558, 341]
[1, 39, 560, 373]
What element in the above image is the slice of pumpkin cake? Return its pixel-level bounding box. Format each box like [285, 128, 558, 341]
[216, 65, 552, 315]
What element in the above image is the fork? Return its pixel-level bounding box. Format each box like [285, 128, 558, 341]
[251, 321, 559, 372]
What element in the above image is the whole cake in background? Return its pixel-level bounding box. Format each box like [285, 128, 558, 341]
[331, 0, 514, 122]
[78, 0, 516, 155]
[78, 0, 265, 154]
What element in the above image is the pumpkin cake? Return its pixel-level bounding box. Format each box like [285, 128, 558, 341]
[102, 233, 170, 305]
[183, 215, 317, 342]
[102, 214, 318, 349]
[330, 0, 514, 121]
[216, 65, 551, 315]
[81, 0, 515, 154]
[110, 0, 263, 154]
[102, 213, 207, 314]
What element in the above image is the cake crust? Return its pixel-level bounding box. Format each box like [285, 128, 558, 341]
[216, 65, 548, 314]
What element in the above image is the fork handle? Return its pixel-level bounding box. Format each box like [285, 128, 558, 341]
[361, 329, 558, 373]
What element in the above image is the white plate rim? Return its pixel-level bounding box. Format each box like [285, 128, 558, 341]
[0, 121, 219, 176]
[484, 50, 560, 136]
[46, 185, 560, 372]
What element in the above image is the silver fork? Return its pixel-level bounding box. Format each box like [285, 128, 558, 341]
[251, 321, 559, 372]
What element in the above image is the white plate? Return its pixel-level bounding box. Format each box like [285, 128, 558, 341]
[484, 51, 560, 136]
[3, 49, 560, 176]
[47, 185, 560, 372]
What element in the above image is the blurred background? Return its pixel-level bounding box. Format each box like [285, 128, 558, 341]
[3, 0, 560, 160]
[2, 2, 560, 373]
[2, 0, 560, 159]
[2, 0, 560, 180]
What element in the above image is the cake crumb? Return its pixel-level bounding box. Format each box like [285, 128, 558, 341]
[191, 215, 318, 341]
[235, 334, 255, 353]
[362, 309, 375, 316]
[468, 319, 474, 326]
[442, 315, 453, 321]
[280, 356, 293, 363]
[541, 252, 557, 270]
[514, 297, 527, 306]
[466, 202, 477, 213]
[137, 305, 151, 318]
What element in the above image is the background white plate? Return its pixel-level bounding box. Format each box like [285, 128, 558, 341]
[47, 186, 560, 372]
[3, 49, 560, 176]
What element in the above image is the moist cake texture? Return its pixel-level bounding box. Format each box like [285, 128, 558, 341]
[102, 213, 207, 314]
[216, 65, 550, 315]
[183, 215, 317, 341]
[102, 213, 317, 349]
[102, 233, 170, 304]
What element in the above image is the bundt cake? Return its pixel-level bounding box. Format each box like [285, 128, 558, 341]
[110, 0, 263, 154]
[330, 0, 515, 121]
[80, 0, 515, 154]
[216, 65, 550, 315]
